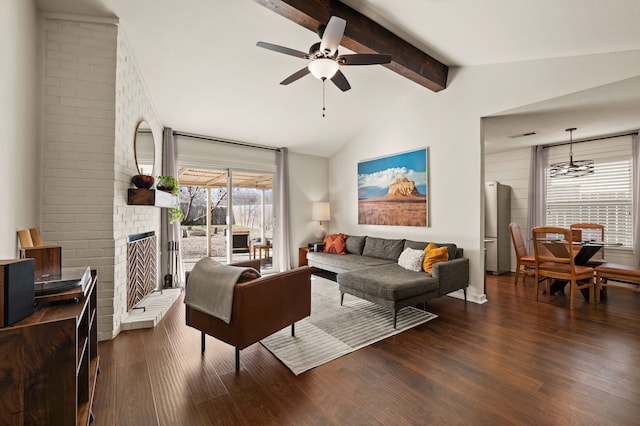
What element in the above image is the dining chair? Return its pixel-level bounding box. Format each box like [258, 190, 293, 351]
[508, 223, 536, 285]
[531, 226, 595, 309]
[570, 223, 605, 261]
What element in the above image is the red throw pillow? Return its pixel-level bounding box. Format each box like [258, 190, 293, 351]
[323, 233, 347, 255]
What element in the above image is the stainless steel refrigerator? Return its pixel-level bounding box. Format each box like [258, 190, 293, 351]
[485, 181, 511, 275]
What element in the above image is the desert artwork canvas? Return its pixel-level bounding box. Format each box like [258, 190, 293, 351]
[357, 148, 428, 226]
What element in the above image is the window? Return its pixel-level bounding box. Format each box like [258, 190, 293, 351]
[546, 136, 633, 247]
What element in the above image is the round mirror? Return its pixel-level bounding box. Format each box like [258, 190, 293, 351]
[134, 120, 155, 175]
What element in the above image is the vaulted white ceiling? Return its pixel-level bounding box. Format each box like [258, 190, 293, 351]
[36, 0, 640, 156]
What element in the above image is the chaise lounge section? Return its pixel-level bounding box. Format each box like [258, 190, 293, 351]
[307, 236, 469, 327]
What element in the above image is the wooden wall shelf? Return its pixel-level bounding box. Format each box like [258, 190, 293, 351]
[127, 188, 176, 208]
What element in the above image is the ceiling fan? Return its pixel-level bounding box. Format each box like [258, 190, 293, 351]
[256, 16, 392, 92]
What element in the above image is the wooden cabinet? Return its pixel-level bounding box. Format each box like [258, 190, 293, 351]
[19, 245, 62, 279]
[0, 270, 99, 425]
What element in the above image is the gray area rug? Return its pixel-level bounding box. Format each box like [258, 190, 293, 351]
[261, 276, 437, 375]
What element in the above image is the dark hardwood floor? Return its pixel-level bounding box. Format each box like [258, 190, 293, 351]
[92, 274, 640, 425]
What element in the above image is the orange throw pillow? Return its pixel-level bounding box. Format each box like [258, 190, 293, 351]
[323, 233, 347, 255]
[423, 242, 449, 273]
[425, 242, 438, 252]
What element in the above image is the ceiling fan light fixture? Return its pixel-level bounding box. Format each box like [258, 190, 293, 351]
[308, 58, 339, 80]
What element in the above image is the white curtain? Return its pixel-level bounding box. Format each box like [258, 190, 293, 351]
[632, 132, 640, 267]
[274, 148, 291, 271]
[160, 127, 184, 287]
[527, 145, 548, 251]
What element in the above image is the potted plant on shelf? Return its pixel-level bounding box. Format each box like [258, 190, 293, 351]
[168, 205, 185, 224]
[157, 175, 179, 195]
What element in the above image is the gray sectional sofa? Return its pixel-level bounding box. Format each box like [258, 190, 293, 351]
[306, 235, 469, 327]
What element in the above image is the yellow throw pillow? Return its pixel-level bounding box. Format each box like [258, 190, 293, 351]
[423, 243, 449, 273]
[425, 242, 438, 253]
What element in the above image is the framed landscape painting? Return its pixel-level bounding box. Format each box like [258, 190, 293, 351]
[357, 148, 428, 226]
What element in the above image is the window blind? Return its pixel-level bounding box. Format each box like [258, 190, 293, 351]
[546, 136, 633, 247]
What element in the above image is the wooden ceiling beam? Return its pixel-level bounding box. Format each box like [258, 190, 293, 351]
[254, 0, 448, 92]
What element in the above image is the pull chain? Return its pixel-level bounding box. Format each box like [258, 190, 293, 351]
[322, 78, 326, 118]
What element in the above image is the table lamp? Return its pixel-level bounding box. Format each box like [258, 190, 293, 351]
[312, 202, 331, 242]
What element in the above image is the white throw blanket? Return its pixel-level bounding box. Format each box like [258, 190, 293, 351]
[184, 258, 252, 324]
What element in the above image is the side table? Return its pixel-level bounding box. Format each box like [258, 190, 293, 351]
[253, 244, 271, 261]
[298, 247, 312, 267]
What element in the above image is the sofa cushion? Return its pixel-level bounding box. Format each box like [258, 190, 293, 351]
[323, 233, 347, 254]
[403, 240, 429, 251]
[362, 237, 405, 261]
[307, 252, 395, 274]
[397, 248, 425, 272]
[423, 243, 449, 273]
[338, 264, 439, 301]
[345, 235, 366, 255]
[405, 240, 458, 260]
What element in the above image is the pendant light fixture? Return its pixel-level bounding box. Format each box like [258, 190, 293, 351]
[549, 128, 594, 178]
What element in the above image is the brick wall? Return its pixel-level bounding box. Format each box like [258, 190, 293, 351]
[41, 15, 162, 340]
[113, 30, 163, 339]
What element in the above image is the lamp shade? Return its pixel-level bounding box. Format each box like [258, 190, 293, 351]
[312, 202, 331, 222]
[308, 59, 339, 80]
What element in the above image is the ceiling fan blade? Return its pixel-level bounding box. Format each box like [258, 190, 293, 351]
[338, 54, 392, 66]
[280, 67, 311, 85]
[256, 41, 308, 59]
[330, 69, 351, 92]
[319, 16, 346, 56]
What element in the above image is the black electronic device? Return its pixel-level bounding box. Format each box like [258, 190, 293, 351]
[0, 258, 35, 327]
[34, 266, 91, 297]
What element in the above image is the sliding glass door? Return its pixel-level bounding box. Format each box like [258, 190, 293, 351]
[229, 171, 273, 266]
[177, 167, 273, 272]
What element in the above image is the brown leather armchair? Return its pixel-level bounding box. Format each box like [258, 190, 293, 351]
[185, 260, 311, 370]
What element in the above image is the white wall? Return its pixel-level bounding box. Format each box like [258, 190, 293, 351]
[113, 30, 163, 340]
[484, 146, 530, 272]
[39, 15, 163, 340]
[2, 6, 163, 340]
[330, 51, 640, 304]
[40, 15, 119, 340]
[0, 0, 39, 258]
[288, 151, 329, 265]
